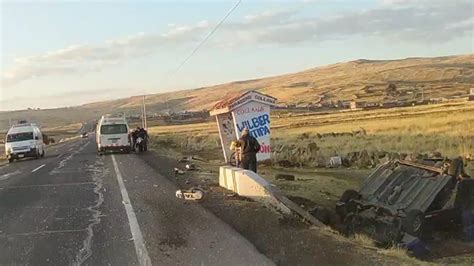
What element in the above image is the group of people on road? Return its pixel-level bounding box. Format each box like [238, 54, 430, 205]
[130, 127, 148, 152]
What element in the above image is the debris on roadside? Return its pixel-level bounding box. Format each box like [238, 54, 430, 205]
[275, 174, 296, 181]
[191, 156, 207, 162]
[174, 168, 185, 176]
[175, 187, 205, 201]
[336, 159, 473, 247]
[178, 157, 190, 163]
[399, 234, 430, 258]
[185, 163, 198, 171]
[277, 160, 295, 168]
[328, 156, 342, 168]
[178, 155, 207, 163]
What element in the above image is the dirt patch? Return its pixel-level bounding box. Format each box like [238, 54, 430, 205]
[287, 196, 318, 210]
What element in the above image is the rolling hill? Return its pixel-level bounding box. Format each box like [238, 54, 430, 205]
[1, 54, 473, 130]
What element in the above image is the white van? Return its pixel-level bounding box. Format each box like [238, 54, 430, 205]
[5, 123, 45, 163]
[96, 115, 131, 154]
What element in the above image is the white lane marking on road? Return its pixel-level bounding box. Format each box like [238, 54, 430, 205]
[32, 164, 46, 173]
[0, 170, 22, 181]
[111, 155, 152, 266]
[0, 229, 88, 238]
[0, 181, 95, 189]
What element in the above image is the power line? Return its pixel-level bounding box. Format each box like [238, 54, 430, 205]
[171, 0, 242, 75]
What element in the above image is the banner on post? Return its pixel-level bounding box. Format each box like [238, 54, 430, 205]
[233, 101, 271, 161]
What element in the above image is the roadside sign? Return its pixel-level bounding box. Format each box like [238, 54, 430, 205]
[210, 91, 276, 162]
[233, 101, 271, 161]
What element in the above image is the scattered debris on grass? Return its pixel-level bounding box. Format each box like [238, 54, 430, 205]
[275, 174, 295, 181]
[173, 168, 185, 176]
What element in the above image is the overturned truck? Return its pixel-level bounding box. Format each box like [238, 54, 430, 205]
[336, 159, 473, 244]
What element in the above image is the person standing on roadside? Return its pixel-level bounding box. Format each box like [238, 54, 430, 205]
[130, 127, 139, 152]
[138, 127, 149, 151]
[237, 128, 261, 173]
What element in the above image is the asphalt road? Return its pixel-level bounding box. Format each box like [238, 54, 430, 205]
[0, 134, 272, 265]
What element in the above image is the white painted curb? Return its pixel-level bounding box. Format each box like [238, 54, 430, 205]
[219, 166, 324, 226]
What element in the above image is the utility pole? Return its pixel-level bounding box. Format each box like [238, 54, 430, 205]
[142, 95, 147, 129]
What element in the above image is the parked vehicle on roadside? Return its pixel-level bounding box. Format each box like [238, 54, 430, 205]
[336, 159, 473, 245]
[5, 122, 45, 163]
[96, 115, 131, 154]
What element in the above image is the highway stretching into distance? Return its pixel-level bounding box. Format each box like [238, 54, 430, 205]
[0, 125, 272, 265]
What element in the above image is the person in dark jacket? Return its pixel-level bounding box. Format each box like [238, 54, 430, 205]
[138, 127, 149, 151]
[237, 128, 260, 173]
[131, 127, 140, 152]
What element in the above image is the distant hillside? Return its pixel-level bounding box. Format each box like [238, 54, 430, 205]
[1, 54, 473, 130]
[81, 54, 473, 111]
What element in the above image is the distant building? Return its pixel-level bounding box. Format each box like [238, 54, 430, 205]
[275, 104, 289, 109]
[470, 88, 474, 95]
[340, 101, 351, 108]
[429, 97, 447, 104]
[350, 100, 360, 110]
[363, 102, 380, 109]
[381, 101, 400, 108]
[296, 103, 310, 109]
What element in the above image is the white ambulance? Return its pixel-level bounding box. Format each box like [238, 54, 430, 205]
[5, 123, 45, 163]
[96, 115, 131, 154]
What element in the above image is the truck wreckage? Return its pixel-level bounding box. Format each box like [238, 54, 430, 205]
[336, 159, 473, 245]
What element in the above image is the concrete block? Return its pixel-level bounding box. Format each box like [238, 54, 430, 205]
[233, 170, 269, 197]
[219, 166, 240, 190]
[218, 166, 292, 215]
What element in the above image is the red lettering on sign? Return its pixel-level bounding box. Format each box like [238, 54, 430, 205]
[259, 144, 271, 153]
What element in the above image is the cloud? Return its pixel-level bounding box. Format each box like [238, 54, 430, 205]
[221, 0, 473, 45]
[1, 22, 211, 87]
[2, 0, 472, 87]
[0, 87, 135, 110]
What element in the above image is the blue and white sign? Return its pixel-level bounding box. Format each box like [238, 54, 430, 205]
[233, 101, 272, 161]
[210, 90, 276, 163]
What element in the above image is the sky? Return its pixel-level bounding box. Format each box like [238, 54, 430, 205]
[0, 0, 473, 111]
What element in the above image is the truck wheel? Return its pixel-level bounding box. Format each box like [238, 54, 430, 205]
[402, 209, 424, 236]
[41, 149, 45, 157]
[230, 152, 237, 167]
[337, 189, 361, 219]
[340, 189, 361, 203]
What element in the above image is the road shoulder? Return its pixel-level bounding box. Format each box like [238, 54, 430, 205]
[111, 153, 273, 265]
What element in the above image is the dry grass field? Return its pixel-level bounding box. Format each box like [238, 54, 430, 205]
[149, 101, 474, 208]
[151, 101, 473, 160]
